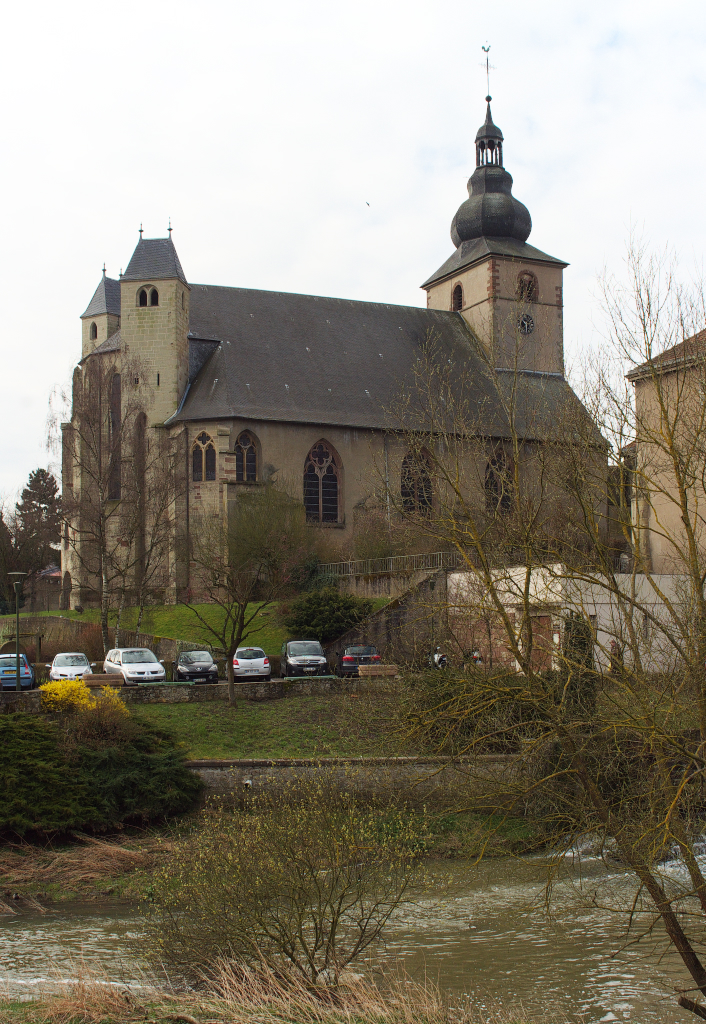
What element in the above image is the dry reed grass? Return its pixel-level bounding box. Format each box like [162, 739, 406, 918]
[0, 834, 172, 897]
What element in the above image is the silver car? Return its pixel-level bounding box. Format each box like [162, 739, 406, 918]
[47, 652, 95, 680]
[281, 640, 328, 677]
[233, 647, 271, 680]
[104, 648, 166, 685]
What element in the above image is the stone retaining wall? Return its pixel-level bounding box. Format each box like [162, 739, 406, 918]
[187, 755, 516, 810]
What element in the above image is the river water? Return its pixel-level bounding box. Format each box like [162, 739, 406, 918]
[0, 854, 696, 1022]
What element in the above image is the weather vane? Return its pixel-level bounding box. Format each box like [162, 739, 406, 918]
[481, 43, 495, 100]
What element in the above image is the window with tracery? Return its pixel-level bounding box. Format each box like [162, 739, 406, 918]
[235, 431, 257, 482]
[401, 453, 432, 515]
[192, 431, 216, 483]
[452, 284, 463, 311]
[485, 450, 512, 516]
[517, 271, 538, 303]
[304, 442, 340, 522]
[89, 322, 97, 341]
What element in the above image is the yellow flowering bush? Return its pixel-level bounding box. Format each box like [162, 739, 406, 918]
[98, 685, 130, 716]
[39, 678, 97, 713]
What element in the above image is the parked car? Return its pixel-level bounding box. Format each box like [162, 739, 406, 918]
[103, 648, 166, 685]
[0, 653, 35, 690]
[47, 652, 95, 680]
[337, 644, 381, 677]
[175, 650, 219, 683]
[280, 640, 328, 677]
[233, 647, 271, 680]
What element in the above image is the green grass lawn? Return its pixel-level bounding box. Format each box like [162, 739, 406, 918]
[10, 599, 389, 657]
[132, 691, 404, 759]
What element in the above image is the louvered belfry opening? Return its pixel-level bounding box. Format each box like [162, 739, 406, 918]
[452, 284, 463, 311]
[304, 442, 339, 523]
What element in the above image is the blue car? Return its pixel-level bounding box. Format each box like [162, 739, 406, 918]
[0, 653, 35, 689]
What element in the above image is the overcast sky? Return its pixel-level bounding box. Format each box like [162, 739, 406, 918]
[1, 0, 704, 497]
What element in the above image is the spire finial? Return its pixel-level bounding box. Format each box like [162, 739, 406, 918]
[481, 43, 494, 102]
[139, 223, 143, 239]
[168, 218, 172, 237]
[102, 263, 106, 277]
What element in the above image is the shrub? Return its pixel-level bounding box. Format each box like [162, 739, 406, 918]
[282, 587, 373, 643]
[39, 678, 97, 714]
[141, 776, 425, 986]
[0, 711, 202, 836]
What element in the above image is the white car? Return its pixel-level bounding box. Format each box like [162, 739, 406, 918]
[233, 647, 271, 680]
[103, 648, 166, 685]
[47, 652, 95, 680]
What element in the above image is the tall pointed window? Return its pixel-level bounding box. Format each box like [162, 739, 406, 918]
[485, 450, 512, 516]
[192, 431, 216, 483]
[107, 373, 121, 500]
[150, 288, 159, 306]
[89, 322, 98, 341]
[235, 431, 257, 482]
[139, 289, 148, 307]
[304, 442, 340, 523]
[401, 453, 432, 515]
[517, 271, 538, 303]
[452, 284, 463, 311]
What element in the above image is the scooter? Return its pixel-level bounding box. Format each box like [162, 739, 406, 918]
[428, 646, 448, 670]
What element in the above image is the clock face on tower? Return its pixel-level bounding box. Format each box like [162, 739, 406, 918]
[517, 313, 535, 335]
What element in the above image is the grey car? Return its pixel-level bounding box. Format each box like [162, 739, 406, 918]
[280, 640, 328, 677]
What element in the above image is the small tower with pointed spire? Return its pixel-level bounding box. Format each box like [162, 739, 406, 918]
[422, 97, 567, 375]
[80, 268, 121, 357]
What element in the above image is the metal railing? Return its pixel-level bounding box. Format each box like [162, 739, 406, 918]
[315, 550, 467, 579]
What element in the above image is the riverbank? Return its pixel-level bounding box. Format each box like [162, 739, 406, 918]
[0, 810, 541, 904]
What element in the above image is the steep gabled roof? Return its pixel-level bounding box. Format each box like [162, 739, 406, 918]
[169, 283, 595, 442]
[81, 275, 121, 319]
[122, 237, 187, 284]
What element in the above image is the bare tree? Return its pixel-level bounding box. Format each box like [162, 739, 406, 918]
[187, 484, 315, 705]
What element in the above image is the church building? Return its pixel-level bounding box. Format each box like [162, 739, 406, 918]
[61, 99, 586, 609]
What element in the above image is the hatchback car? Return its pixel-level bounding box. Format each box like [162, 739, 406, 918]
[0, 654, 35, 689]
[103, 648, 166, 685]
[175, 650, 219, 683]
[47, 652, 95, 680]
[280, 640, 328, 677]
[233, 647, 271, 680]
[337, 644, 380, 677]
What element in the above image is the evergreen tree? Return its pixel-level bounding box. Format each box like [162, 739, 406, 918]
[15, 468, 61, 567]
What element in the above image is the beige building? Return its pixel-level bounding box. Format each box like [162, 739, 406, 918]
[61, 99, 592, 609]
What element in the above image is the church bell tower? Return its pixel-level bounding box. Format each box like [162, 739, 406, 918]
[422, 97, 568, 376]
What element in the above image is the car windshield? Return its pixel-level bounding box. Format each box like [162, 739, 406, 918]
[345, 646, 377, 656]
[236, 648, 265, 660]
[55, 654, 89, 667]
[289, 642, 324, 657]
[0, 656, 26, 667]
[122, 649, 158, 665]
[181, 652, 213, 665]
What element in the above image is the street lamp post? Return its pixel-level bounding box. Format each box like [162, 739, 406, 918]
[8, 573, 27, 691]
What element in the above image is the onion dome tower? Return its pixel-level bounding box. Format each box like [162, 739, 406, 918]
[422, 96, 567, 375]
[450, 97, 531, 247]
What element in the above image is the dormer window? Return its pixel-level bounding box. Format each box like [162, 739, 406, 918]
[89, 322, 98, 341]
[150, 288, 159, 306]
[452, 284, 463, 312]
[139, 289, 148, 307]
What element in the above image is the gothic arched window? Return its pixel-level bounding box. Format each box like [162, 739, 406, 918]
[485, 450, 512, 516]
[108, 373, 121, 500]
[138, 288, 148, 307]
[235, 431, 257, 482]
[401, 453, 432, 515]
[452, 284, 463, 311]
[89, 321, 97, 341]
[304, 441, 340, 523]
[192, 431, 216, 483]
[150, 288, 159, 306]
[517, 271, 538, 303]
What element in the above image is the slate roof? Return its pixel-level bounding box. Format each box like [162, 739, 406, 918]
[90, 330, 122, 356]
[422, 236, 568, 289]
[627, 329, 706, 381]
[169, 284, 594, 441]
[122, 237, 187, 284]
[81, 275, 122, 318]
